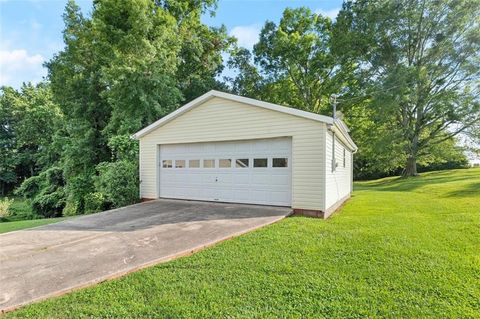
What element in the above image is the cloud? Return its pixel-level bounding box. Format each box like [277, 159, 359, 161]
[315, 8, 341, 20]
[229, 24, 261, 50]
[0, 49, 46, 87]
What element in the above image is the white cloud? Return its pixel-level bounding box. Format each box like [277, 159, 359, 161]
[315, 8, 341, 20]
[0, 49, 46, 87]
[229, 24, 261, 50]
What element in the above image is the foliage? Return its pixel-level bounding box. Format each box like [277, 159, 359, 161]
[15, 167, 66, 218]
[0, 197, 14, 218]
[228, 7, 352, 115]
[5, 168, 480, 318]
[0, 84, 62, 195]
[27, 0, 232, 216]
[84, 192, 109, 215]
[95, 160, 139, 209]
[335, 0, 480, 175]
[108, 135, 138, 161]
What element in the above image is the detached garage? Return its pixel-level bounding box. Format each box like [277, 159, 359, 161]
[132, 90, 357, 218]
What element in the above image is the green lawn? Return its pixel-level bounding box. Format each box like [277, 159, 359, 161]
[0, 197, 67, 234]
[0, 217, 67, 234]
[6, 168, 480, 318]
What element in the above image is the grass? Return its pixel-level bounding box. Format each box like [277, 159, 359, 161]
[5, 168, 480, 318]
[0, 197, 66, 234]
[0, 217, 67, 234]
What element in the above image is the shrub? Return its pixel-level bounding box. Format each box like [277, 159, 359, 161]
[63, 200, 80, 217]
[15, 166, 66, 217]
[31, 189, 66, 218]
[95, 160, 139, 208]
[0, 197, 14, 218]
[62, 173, 94, 216]
[84, 192, 110, 215]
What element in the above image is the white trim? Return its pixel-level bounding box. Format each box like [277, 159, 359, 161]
[132, 90, 358, 151]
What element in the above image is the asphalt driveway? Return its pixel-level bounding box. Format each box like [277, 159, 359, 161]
[0, 199, 291, 313]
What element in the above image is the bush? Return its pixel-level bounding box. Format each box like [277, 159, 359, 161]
[15, 166, 66, 217]
[0, 197, 14, 218]
[31, 189, 66, 218]
[84, 192, 110, 215]
[63, 200, 80, 217]
[62, 173, 95, 216]
[95, 160, 139, 208]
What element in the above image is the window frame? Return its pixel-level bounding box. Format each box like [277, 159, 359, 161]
[188, 159, 200, 168]
[203, 159, 215, 168]
[235, 158, 249, 168]
[219, 159, 232, 168]
[253, 158, 268, 168]
[162, 160, 173, 168]
[272, 157, 289, 168]
[175, 159, 186, 168]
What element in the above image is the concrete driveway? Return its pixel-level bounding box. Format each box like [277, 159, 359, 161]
[0, 199, 291, 312]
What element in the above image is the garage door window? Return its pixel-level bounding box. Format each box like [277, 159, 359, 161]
[204, 159, 215, 168]
[273, 158, 288, 168]
[175, 160, 185, 168]
[236, 158, 249, 168]
[219, 159, 232, 168]
[254, 158, 268, 168]
[189, 159, 200, 168]
[162, 160, 173, 168]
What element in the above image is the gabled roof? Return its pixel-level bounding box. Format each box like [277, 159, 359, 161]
[132, 90, 357, 151]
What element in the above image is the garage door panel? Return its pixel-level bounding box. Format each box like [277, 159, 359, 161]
[159, 138, 291, 206]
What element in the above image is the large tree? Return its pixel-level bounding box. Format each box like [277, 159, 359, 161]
[229, 7, 352, 115]
[335, 0, 480, 176]
[43, 0, 232, 214]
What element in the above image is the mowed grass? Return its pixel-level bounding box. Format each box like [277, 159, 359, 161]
[0, 197, 67, 234]
[6, 168, 480, 318]
[0, 217, 67, 234]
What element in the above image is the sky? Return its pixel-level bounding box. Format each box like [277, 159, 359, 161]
[0, 0, 343, 89]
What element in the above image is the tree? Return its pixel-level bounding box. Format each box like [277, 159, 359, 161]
[41, 0, 232, 215]
[0, 84, 62, 195]
[0, 87, 18, 195]
[252, 7, 352, 114]
[335, 0, 480, 176]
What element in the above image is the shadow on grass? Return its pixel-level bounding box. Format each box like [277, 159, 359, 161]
[444, 182, 480, 198]
[355, 169, 477, 192]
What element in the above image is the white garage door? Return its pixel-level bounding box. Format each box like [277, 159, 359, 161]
[159, 137, 292, 206]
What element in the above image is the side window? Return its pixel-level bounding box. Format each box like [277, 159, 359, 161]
[203, 159, 215, 168]
[253, 158, 268, 168]
[273, 158, 288, 168]
[235, 159, 249, 168]
[343, 149, 346, 168]
[175, 160, 185, 168]
[189, 160, 200, 168]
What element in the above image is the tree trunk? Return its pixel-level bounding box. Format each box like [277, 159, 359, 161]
[404, 156, 418, 176]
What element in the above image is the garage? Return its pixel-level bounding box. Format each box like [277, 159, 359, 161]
[133, 90, 357, 218]
[159, 137, 292, 206]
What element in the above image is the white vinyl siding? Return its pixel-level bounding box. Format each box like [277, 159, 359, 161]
[324, 130, 353, 210]
[139, 97, 326, 211]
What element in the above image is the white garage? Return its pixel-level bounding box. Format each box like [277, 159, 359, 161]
[133, 90, 357, 218]
[159, 137, 292, 206]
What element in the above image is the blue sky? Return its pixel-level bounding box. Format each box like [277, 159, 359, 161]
[0, 0, 343, 89]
